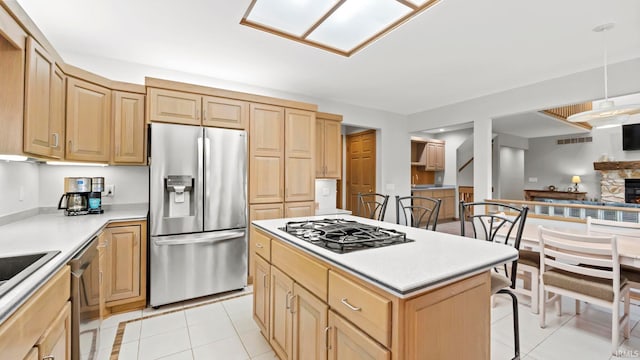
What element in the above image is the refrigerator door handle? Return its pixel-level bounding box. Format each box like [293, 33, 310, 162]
[204, 133, 211, 222]
[197, 134, 204, 227]
[154, 230, 246, 246]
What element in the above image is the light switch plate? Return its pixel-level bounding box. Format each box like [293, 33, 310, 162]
[528, 177, 538, 183]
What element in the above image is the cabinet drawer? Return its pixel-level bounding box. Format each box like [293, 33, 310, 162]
[250, 227, 271, 261]
[328, 271, 391, 347]
[271, 240, 328, 301]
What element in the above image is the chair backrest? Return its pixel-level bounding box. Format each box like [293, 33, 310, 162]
[357, 193, 389, 221]
[395, 195, 442, 231]
[586, 217, 640, 240]
[459, 201, 529, 288]
[538, 226, 620, 292]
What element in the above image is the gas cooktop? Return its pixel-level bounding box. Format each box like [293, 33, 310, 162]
[280, 218, 413, 254]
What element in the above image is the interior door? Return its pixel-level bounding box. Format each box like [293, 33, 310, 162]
[345, 130, 376, 213]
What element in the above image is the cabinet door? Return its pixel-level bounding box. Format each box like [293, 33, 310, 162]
[425, 143, 437, 171]
[36, 302, 71, 360]
[328, 310, 389, 360]
[292, 283, 328, 360]
[104, 225, 141, 303]
[148, 88, 201, 125]
[248, 204, 282, 282]
[49, 66, 66, 159]
[250, 103, 284, 204]
[315, 120, 325, 177]
[253, 255, 271, 337]
[23, 348, 38, 360]
[285, 109, 315, 202]
[66, 78, 111, 162]
[202, 96, 248, 129]
[285, 201, 315, 218]
[24, 37, 53, 157]
[435, 143, 445, 170]
[113, 91, 145, 164]
[270, 266, 294, 360]
[443, 191, 455, 219]
[323, 120, 342, 179]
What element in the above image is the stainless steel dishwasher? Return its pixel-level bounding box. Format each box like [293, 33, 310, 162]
[70, 236, 101, 360]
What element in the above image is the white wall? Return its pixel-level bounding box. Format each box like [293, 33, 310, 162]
[498, 147, 525, 200]
[38, 165, 149, 208]
[0, 161, 39, 217]
[432, 128, 473, 186]
[524, 124, 640, 201]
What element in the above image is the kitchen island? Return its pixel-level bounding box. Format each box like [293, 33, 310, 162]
[251, 215, 517, 360]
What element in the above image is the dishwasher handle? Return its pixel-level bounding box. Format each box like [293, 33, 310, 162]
[153, 230, 245, 246]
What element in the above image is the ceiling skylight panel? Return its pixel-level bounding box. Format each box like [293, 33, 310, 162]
[245, 0, 338, 36]
[306, 0, 412, 52]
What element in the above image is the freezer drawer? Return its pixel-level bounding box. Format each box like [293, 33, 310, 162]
[150, 230, 248, 307]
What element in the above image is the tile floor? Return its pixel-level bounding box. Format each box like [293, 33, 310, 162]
[96, 287, 640, 360]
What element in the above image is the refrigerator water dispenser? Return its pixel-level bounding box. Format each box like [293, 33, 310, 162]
[165, 175, 194, 218]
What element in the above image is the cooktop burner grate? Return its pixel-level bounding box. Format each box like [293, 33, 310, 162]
[280, 218, 413, 254]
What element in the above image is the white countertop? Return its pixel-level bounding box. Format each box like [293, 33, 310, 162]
[252, 215, 518, 298]
[0, 205, 148, 325]
[315, 208, 352, 216]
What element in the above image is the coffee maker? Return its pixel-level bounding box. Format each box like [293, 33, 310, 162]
[58, 177, 91, 216]
[88, 177, 104, 214]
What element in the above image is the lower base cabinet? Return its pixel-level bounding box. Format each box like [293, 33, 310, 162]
[328, 310, 389, 360]
[252, 226, 492, 360]
[0, 266, 71, 360]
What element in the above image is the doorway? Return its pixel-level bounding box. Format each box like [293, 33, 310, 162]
[345, 130, 377, 213]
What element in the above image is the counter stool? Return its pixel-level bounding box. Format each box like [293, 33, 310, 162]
[356, 193, 389, 221]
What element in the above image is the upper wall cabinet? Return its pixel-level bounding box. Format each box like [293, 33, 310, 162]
[148, 88, 248, 129]
[112, 91, 145, 164]
[66, 77, 111, 162]
[23, 37, 66, 159]
[411, 138, 445, 171]
[285, 109, 315, 202]
[315, 112, 342, 179]
[249, 103, 285, 204]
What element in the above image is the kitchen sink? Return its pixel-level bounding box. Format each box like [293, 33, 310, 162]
[0, 251, 60, 298]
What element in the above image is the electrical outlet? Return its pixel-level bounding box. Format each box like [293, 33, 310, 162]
[528, 177, 538, 183]
[19, 186, 24, 201]
[104, 184, 115, 197]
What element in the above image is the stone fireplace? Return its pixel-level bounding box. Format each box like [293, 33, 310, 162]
[594, 161, 640, 203]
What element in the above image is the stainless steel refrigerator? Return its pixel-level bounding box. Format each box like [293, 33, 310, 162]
[149, 123, 247, 307]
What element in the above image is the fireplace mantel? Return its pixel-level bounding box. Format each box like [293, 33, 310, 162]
[593, 161, 640, 171]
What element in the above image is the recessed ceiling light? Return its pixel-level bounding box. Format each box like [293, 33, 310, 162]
[241, 0, 440, 56]
[439, 128, 444, 132]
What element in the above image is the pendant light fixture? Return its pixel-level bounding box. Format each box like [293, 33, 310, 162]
[567, 23, 640, 128]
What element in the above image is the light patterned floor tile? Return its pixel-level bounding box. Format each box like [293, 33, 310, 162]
[192, 336, 249, 360]
[101, 310, 143, 329]
[123, 321, 142, 344]
[117, 341, 139, 360]
[140, 310, 187, 338]
[222, 295, 253, 316]
[250, 350, 278, 360]
[158, 350, 194, 360]
[188, 317, 237, 348]
[184, 301, 228, 326]
[138, 327, 191, 360]
[238, 329, 272, 358]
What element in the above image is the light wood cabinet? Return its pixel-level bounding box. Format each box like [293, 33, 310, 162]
[292, 283, 328, 360]
[36, 302, 71, 360]
[412, 188, 456, 220]
[285, 109, 315, 202]
[316, 113, 342, 179]
[252, 226, 492, 360]
[148, 88, 249, 129]
[23, 348, 38, 360]
[104, 224, 142, 304]
[328, 310, 389, 360]
[284, 201, 315, 218]
[112, 91, 145, 164]
[203, 96, 248, 129]
[253, 254, 271, 337]
[250, 103, 285, 204]
[24, 37, 65, 158]
[66, 77, 111, 162]
[0, 266, 70, 360]
[412, 139, 444, 171]
[425, 142, 445, 171]
[249, 203, 283, 284]
[270, 265, 294, 360]
[100, 221, 147, 313]
[148, 88, 201, 125]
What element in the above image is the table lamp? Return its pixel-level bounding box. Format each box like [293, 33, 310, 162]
[571, 175, 581, 192]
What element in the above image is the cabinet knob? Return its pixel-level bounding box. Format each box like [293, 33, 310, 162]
[256, 243, 264, 249]
[68, 140, 72, 151]
[43, 356, 55, 360]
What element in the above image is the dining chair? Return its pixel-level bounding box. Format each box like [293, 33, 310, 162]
[459, 201, 528, 360]
[356, 193, 389, 221]
[538, 226, 630, 355]
[586, 217, 640, 300]
[395, 195, 441, 231]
